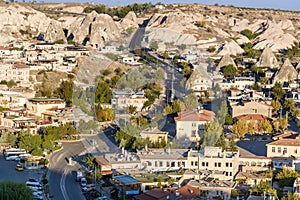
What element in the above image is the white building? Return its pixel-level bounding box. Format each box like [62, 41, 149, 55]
[0, 62, 30, 84]
[174, 109, 215, 141]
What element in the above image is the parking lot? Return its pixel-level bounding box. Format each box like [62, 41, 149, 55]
[0, 155, 44, 183]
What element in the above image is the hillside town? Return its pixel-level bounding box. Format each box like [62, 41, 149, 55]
[2, 1, 300, 200]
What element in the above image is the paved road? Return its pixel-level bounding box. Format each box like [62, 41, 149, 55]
[0, 155, 43, 183]
[81, 128, 119, 156]
[48, 141, 86, 200]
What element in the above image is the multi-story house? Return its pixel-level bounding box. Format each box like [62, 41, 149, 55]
[186, 147, 239, 181]
[111, 91, 148, 112]
[174, 109, 215, 141]
[0, 62, 30, 84]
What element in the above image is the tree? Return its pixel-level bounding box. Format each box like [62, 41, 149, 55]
[55, 80, 74, 106]
[83, 155, 96, 169]
[19, 134, 42, 155]
[202, 119, 223, 147]
[232, 119, 248, 138]
[282, 191, 300, 200]
[227, 137, 238, 152]
[223, 64, 237, 78]
[215, 133, 226, 151]
[241, 29, 259, 40]
[276, 168, 300, 188]
[96, 107, 114, 122]
[0, 181, 33, 200]
[162, 51, 169, 59]
[272, 82, 286, 100]
[260, 119, 273, 134]
[254, 181, 277, 199]
[274, 117, 288, 133]
[284, 99, 296, 112]
[183, 94, 198, 111]
[248, 121, 256, 134]
[7, 79, 17, 89]
[95, 78, 112, 104]
[271, 100, 281, 113]
[128, 105, 137, 114]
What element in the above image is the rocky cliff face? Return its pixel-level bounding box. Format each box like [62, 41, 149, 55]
[1, 3, 300, 52]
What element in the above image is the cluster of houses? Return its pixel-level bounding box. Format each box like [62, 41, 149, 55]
[0, 41, 89, 82]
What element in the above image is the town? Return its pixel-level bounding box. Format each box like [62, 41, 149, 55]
[1, 1, 300, 200]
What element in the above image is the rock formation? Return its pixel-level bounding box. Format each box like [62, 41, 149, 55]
[273, 58, 298, 83]
[256, 46, 279, 68]
[216, 54, 237, 72]
[218, 40, 244, 56]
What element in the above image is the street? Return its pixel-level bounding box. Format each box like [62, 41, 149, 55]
[48, 141, 86, 200]
[0, 155, 44, 183]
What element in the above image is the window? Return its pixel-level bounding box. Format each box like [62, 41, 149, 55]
[171, 162, 175, 167]
[195, 161, 198, 166]
[278, 147, 281, 153]
[192, 123, 196, 127]
[191, 161, 194, 166]
[283, 148, 287, 155]
[295, 149, 298, 154]
[159, 161, 163, 167]
[226, 162, 228, 167]
[155, 161, 158, 167]
[206, 162, 208, 167]
[272, 147, 275, 153]
[202, 162, 205, 167]
[229, 172, 232, 176]
[230, 163, 232, 167]
[215, 162, 217, 167]
[167, 162, 170, 167]
[218, 163, 221, 167]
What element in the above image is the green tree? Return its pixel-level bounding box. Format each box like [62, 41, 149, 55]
[276, 168, 300, 188]
[95, 79, 112, 104]
[241, 29, 259, 40]
[83, 155, 96, 169]
[227, 137, 238, 152]
[272, 82, 286, 100]
[284, 99, 296, 112]
[183, 94, 198, 111]
[215, 133, 226, 151]
[55, 80, 74, 106]
[19, 134, 42, 155]
[260, 119, 273, 134]
[248, 121, 256, 134]
[223, 64, 237, 78]
[232, 119, 248, 138]
[271, 100, 281, 113]
[7, 79, 17, 89]
[96, 107, 114, 122]
[254, 181, 277, 199]
[282, 191, 300, 200]
[0, 181, 34, 200]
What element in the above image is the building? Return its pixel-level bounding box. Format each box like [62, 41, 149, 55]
[0, 62, 30, 84]
[186, 147, 239, 181]
[174, 109, 215, 141]
[219, 76, 255, 91]
[140, 127, 168, 145]
[27, 98, 65, 117]
[230, 101, 272, 118]
[185, 65, 212, 97]
[112, 91, 148, 112]
[293, 177, 300, 196]
[113, 175, 142, 198]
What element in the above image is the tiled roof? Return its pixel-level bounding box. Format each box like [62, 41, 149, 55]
[13, 63, 30, 69]
[267, 139, 300, 147]
[174, 110, 214, 122]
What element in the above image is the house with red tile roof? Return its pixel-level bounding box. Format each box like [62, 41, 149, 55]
[174, 109, 214, 141]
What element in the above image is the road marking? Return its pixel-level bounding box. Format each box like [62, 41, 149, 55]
[60, 168, 69, 200]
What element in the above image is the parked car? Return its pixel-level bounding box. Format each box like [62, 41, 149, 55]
[80, 177, 87, 187]
[81, 184, 95, 192]
[15, 164, 24, 171]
